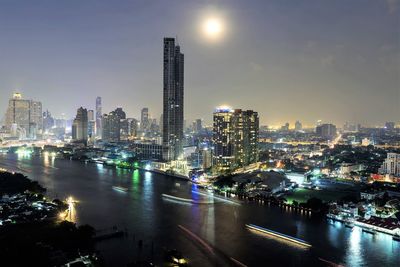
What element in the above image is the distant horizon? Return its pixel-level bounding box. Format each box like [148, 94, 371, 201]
[0, 1, 398, 127]
[0, 90, 398, 129]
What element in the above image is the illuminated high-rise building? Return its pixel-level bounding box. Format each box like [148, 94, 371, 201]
[5, 93, 42, 139]
[87, 110, 95, 138]
[212, 107, 259, 172]
[72, 107, 88, 143]
[212, 107, 235, 171]
[162, 37, 184, 160]
[379, 153, 400, 177]
[102, 108, 126, 142]
[95, 97, 102, 137]
[141, 108, 149, 132]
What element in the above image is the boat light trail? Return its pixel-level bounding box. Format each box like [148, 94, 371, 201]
[191, 190, 241, 205]
[162, 194, 214, 204]
[246, 224, 312, 248]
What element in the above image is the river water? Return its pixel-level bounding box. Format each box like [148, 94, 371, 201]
[0, 153, 399, 266]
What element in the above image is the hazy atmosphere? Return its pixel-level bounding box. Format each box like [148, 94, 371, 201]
[0, 0, 399, 126]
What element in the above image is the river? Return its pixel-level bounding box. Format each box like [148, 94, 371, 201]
[0, 153, 399, 266]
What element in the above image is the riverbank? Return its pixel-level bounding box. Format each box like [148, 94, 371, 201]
[0, 169, 99, 266]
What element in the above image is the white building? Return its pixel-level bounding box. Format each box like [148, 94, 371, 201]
[379, 153, 400, 177]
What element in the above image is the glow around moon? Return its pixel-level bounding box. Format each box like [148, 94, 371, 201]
[202, 17, 225, 41]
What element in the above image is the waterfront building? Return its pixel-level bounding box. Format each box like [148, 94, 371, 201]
[72, 107, 88, 143]
[379, 153, 400, 177]
[130, 142, 163, 160]
[162, 37, 184, 161]
[316, 123, 337, 139]
[212, 107, 259, 172]
[5, 93, 43, 139]
[95, 97, 102, 137]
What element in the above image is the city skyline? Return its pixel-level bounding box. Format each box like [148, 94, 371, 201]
[0, 0, 399, 127]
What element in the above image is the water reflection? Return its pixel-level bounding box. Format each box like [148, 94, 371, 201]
[346, 227, 363, 267]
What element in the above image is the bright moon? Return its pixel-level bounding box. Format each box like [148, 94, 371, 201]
[203, 18, 223, 39]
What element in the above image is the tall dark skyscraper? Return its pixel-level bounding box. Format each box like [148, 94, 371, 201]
[162, 37, 184, 161]
[95, 96, 102, 138]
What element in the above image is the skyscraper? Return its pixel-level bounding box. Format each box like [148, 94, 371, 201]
[102, 108, 126, 142]
[5, 93, 42, 139]
[72, 107, 88, 143]
[212, 107, 259, 172]
[141, 108, 149, 131]
[87, 110, 95, 138]
[95, 97, 102, 137]
[213, 107, 235, 171]
[162, 37, 184, 160]
[316, 123, 337, 139]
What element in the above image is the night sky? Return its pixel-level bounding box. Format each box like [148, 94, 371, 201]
[0, 0, 398, 127]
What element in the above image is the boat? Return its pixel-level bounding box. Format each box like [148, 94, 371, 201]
[344, 221, 354, 228]
[112, 186, 128, 193]
[362, 228, 376, 235]
[246, 224, 312, 248]
[393, 234, 400, 242]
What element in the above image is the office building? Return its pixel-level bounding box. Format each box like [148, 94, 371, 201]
[95, 97, 102, 137]
[141, 108, 149, 132]
[87, 110, 95, 138]
[5, 93, 43, 139]
[379, 153, 400, 177]
[42, 110, 54, 132]
[102, 108, 126, 142]
[316, 123, 337, 139]
[72, 107, 88, 143]
[162, 37, 184, 160]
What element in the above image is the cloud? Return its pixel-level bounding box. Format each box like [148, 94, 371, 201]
[386, 0, 399, 14]
[249, 62, 265, 72]
[321, 55, 336, 67]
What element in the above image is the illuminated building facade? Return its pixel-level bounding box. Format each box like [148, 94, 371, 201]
[212, 107, 259, 172]
[95, 96, 102, 137]
[379, 153, 400, 177]
[162, 37, 184, 161]
[72, 107, 88, 143]
[5, 93, 42, 139]
[141, 108, 149, 132]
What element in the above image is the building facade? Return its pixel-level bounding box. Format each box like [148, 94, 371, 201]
[162, 37, 184, 161]
[102, 108, 126, 142]
[212, 107, 259, 172]
[379, 153, 400, 177]
[316, 123, 337, 139]
[95, 97, 102, 137]
[5, 93, 42, 139]
[72, 107, 88, 143]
